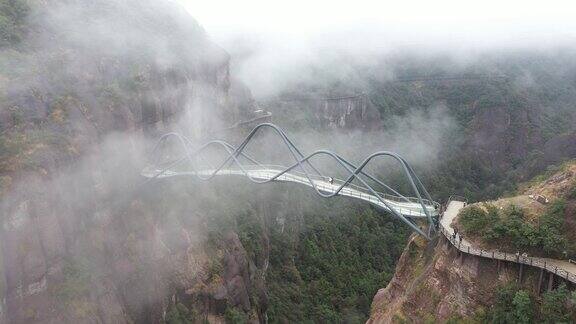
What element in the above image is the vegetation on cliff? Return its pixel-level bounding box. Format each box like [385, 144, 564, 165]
[459, 201, 570, 257]
[2, 1, 576, 323]
[458, 161, 576, 258]
[231, 187, 410, 323]
[267, 52, 576, 204]
[482, 283, 576, 323]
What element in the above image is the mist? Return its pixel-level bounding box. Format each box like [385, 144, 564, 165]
[180, 0, 576, 98]
[2, 0, 576, 322]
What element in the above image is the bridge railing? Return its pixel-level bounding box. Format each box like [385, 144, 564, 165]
[146, 123, 440, 238]
[143, 164, 439, 218]
[438, 222, 576, 284]
[212, 164, 439, 216]
[224, 164, 440, 209]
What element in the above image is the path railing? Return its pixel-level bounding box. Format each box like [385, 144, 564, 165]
[438, 219, 576, 284]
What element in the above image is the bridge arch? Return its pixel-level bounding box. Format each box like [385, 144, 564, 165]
[143, 123, 439, 239]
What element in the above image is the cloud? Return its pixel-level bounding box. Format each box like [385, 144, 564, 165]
[180, 0, 576, 98]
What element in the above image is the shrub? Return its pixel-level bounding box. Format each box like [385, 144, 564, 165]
[537, 200, 568, 256]
[166, 303, 196, 324]
[487, 284, 518, 323]
[512, 290, 533, 323]
[541, 284, 571, 323]
[461, 200, 571, 257]
[485, 284, 575, 323]
[459, 204, 500, 240]
[459, 205, 489, 233]
[499, 205, 535, 249]
[224, 306, 248, 324]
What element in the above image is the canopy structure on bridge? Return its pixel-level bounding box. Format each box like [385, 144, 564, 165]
[142, 123, 440, 238]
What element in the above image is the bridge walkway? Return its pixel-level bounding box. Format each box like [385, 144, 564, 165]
[142, 166, 438, 219]
[440, 200, 576, 284]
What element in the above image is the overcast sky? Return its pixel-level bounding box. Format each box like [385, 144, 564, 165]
[180, 0, 576, 44]
[178, 0, 576, 97]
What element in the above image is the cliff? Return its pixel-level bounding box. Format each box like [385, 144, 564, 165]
[368, 235, 511, 323]
[0, 1, 262, 323]
[368, 162, 576, 323]
[261, 92, 382, 130]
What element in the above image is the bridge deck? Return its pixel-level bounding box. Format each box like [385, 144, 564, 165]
[142, 166, 438, 219]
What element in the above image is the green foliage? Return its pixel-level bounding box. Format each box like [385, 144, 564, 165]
[483, 284, 575, 323]
[541, 284, 571, 323]
[166, 303, 196, 324]
[237, 211, 264, 266]
[512, 290, 533, 324]
[263, 199, 409, 323]
[206, 259, 223, 281]
[538, 200, 568, 255]
[224, 306, 248, 324]
[459, 205, 498, 238]
[0, 0, 29, 47]
[459, 201, 570, 257]
[486, 283, 521, 323]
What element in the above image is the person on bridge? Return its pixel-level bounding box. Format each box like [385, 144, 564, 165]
[327, 177, 334, 184]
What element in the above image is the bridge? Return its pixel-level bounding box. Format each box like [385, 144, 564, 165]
[142, 123, 440, 238]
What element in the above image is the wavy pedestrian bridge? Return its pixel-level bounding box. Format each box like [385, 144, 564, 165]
[142, 123, 440, 238]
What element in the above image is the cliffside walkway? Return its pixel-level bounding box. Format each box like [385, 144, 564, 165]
[440, 200, 576, 285]
[142, 123, 440, 238]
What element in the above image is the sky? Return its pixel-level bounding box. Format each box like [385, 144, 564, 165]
[178, 0, 576, 97]
[180, 0, 576, 44]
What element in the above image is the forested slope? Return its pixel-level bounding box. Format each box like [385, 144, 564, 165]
[1, 1, 576, 323]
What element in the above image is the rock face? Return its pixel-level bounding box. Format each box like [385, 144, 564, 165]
[541, 132, 576, 168]
[466, 105, 542, 171]
[0, 1, 263, 323]
[464, 99, 576, 178]
[368, 235, 527, 323]
[262, 93, 382, 130]
[314, 94, 379, 129]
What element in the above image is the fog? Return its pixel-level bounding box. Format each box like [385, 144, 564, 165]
[2, 0, 576, 321]
[180, 0, 576, 97]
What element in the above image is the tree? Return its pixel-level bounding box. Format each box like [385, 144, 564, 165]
[166, 303, 196, 324]
[488, 284, 517, 323]
[541, 284, 570, 323]
[512, 290, 533, 323]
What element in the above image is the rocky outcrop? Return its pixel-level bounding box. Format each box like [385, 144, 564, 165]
[540, 132, 576, 168]
[466, 104, 543, 172]
[262, 93, 382, 130]
[368, 235, 529, 323]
